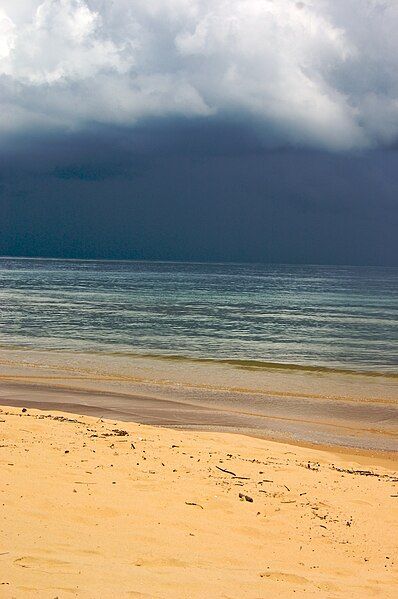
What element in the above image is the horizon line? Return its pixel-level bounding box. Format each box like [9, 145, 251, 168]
[0, 254, 396, 270]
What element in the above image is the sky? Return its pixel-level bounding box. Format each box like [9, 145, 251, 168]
[0, 0, 397, 265]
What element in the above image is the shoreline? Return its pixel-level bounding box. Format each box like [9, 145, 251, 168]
[0, 346, 397, 453]
[1, 378, 397, 464]
[1, 403, 397, 598]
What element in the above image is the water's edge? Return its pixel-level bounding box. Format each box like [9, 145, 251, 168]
[1, 380, 397, 460]
[1, 347, 397, 453]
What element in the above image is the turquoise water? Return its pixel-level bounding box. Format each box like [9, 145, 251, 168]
[0, 258, 397, 374]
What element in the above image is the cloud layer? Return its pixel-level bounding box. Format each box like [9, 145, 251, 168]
[1, 0, 397, 150]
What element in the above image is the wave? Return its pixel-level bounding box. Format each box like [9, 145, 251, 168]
[135, 353, 398, 378]
[65, 347, 397, 378]
[0, 342, 397, 378]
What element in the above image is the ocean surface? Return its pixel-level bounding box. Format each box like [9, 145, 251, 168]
[0, 257, 397, 374]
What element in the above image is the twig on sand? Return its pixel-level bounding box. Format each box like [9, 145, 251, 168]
[74, 482, 97, 485]
[239, 493, 253, 503]
[216, 465, 236, 476]
[185, 502, 204, 509]
[332, 467, 398, 482]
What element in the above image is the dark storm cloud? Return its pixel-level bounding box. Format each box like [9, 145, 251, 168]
[0, 122, 397, 265]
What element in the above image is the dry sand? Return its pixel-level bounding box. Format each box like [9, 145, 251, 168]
[1, 405, 397, 598]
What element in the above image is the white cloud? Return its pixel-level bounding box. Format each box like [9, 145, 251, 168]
[0, 0, 397, 149]
[0, 9, 15, 60]
[0, 0, 127, 84]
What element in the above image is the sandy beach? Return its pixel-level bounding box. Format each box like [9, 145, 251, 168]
[1, 404, 397, 598]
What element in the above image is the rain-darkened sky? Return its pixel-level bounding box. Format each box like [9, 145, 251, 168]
[1, 1, 397, 265]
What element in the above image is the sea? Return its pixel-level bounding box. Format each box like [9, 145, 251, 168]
[0, 257, 396, 374]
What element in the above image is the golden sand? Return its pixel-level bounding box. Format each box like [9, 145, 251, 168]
[1, 405, 397, 598]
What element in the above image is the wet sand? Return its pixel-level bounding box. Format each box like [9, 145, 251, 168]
[1, 404, 397, 598]
[0, 370, 397, 452]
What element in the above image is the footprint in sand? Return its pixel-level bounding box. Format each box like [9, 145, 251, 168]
[14, 556, 75, 574]
[260, 571, 308, 584]
[134, 557, 191, 568]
